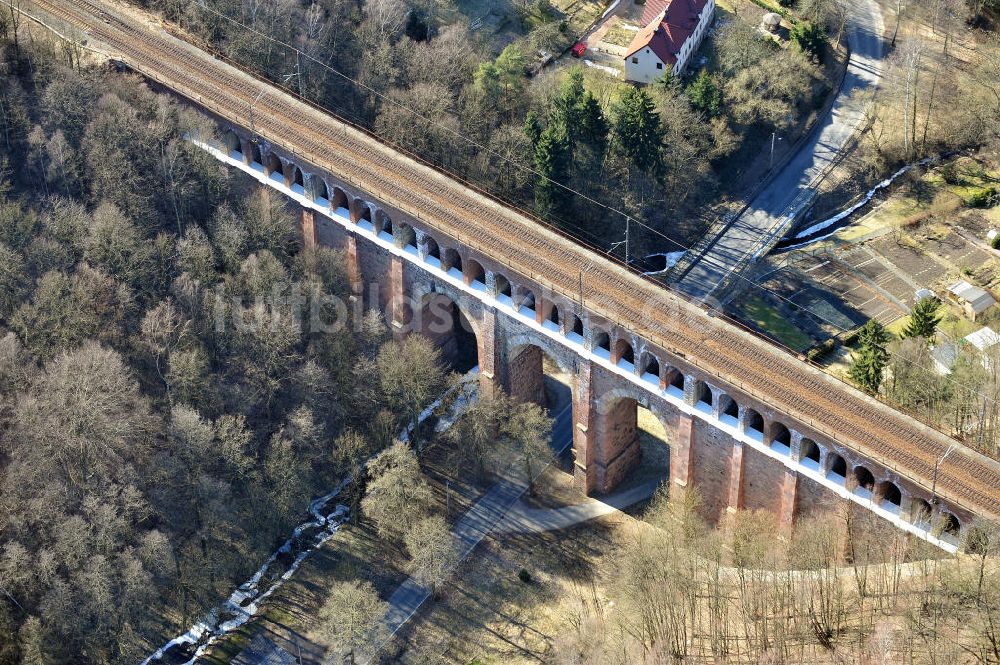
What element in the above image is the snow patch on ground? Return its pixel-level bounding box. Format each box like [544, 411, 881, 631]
[583, 59, 620, 77]
[784, 157, 936, 249]
[643, 251, 687, 276]
[142, 494, 350, 664]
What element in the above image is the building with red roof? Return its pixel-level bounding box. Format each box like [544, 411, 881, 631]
[624, 0, 714, 83]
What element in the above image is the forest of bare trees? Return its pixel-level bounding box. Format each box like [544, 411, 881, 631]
[0, 32, 462, 662]
[554, 488, 1000, 665]
[863, 0, 1000, 174]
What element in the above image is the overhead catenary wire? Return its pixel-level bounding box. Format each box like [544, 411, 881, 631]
[185, 1, 1000, 414]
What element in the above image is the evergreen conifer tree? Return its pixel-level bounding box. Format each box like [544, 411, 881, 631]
[577, 92, 608, 167]
[553, 68, 586, 144]
[686, 69, 722, 117]
[533, 120, 571, 219]
[612, 87, 662, 173]
[849, 319, 891, 395]
[902, 297, 942, 340]
[523, 110, 543, 147]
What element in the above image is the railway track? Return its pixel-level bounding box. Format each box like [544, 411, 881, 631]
[32, 0, 1000, 518]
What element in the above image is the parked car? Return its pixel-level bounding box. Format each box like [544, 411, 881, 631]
[571, 41, 587, 58]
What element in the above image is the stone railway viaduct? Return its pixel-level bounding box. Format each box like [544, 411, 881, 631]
[31, 0, 1000, 552]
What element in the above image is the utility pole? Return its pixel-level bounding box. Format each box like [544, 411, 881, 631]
[295, 49, 303, 97]
[625, 217, 630, 266]
[930, 442, 957, 506]
[609, 218, 631, 265]
[891, 0, 904, 48]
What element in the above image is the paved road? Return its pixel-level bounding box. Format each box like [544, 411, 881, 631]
[496, 478, 660, 533]
[672, 0, 885, 301]
[361, 403, 574, 663]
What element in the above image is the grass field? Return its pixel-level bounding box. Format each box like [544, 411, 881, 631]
[741, 296, 814, 351]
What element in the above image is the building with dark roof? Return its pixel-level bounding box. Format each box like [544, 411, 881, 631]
[624, 0, 714, 83]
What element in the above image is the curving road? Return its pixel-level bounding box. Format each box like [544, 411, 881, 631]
[673, 0, 886, 301]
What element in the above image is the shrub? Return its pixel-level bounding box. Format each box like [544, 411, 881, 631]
[991, 233, 1000, 250]
[940, 161, 960, 185]
[518, 568, 533, 583]
[968, 186, 998, 209]
[790, 21, 827, 63]
[806, 338, 838, 362]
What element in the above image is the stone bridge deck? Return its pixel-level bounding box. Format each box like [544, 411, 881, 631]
[29, 0, 1000, 526]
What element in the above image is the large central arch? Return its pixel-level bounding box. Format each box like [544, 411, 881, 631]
[504, 333, 574, 409]
[592, 386, 672, 494]
[413, 290, 479, 374]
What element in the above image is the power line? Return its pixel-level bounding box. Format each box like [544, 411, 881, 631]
[187, 1, 1000, 414]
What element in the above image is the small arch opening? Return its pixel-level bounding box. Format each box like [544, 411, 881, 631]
[827, 453, 847, 481]
[799, 438, 821, 469]
[939, 513, 961, 540]
[314, 180, 331, 206]
[357, 205, 374, 232]
[694, 381, 712, 411]
[668, 370, 685, 395]
[642, 355, 660, 382]
[466, 259, 486, 289]
[518, 288, 536, 316]
[224, 130, 242, 158]
[911, 498, 933, 527]
[267, 153, 284, 184]
[769, 423, 791, 455]
[495, 274, 513, 305]
[568, 314, 584, 342]
[248, 142, 263, 169]
[292, 167, 305, 195]
[745, 409, 764, 440]
[398, 224, 417, 253]
[853, 466, 876, 496]
[424, 236, 441, 267]
[332, 188, 350, 218]
[378, 214, 394, 242]
[614, 339, 635, 369]
[545, 303, 561, 331]
[721, 396, 739, 423]
[443, 248, 462, 277]
[593, 331, 611, 359]
[876, 481, 902, 511]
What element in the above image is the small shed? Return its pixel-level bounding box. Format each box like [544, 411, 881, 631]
[964, 326, 1000, 352]
[948, 280, 996, 321]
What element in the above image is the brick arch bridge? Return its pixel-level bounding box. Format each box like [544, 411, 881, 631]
[28, 0, 1000, 553]
[208, 124, 994, 551]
